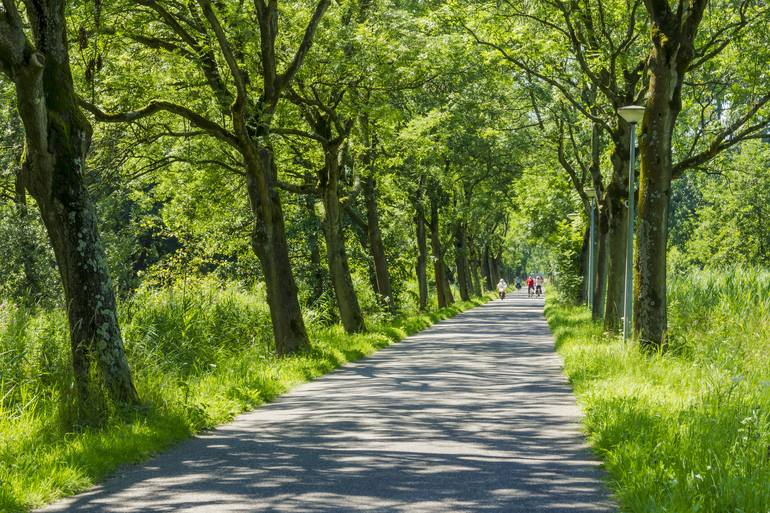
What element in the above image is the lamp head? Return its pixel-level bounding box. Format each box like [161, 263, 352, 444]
[617, 105, 646, 124]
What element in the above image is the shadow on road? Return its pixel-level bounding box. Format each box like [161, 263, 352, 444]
[41, 293, 613, 513]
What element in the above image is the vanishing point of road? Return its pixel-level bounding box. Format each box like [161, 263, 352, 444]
[41, 292, 614, 512]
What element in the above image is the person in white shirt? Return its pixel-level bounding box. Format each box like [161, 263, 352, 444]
[497, 278, 508, 300]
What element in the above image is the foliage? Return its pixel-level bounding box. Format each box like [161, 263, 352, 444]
[547, 269, 770, 512]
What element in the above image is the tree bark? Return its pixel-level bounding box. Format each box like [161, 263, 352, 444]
[453, 221, 471, 301]
[634, 54, 677, 349]
[429, 194, 453, 307]
[3, 2, 138, 405]
[634, 3, 705, 349]
[490, 254, 501, 285]
[604, 131, 630, 331]
[414, 196, 428, 311]
[592, 207, 609, 320]
[482, 245, 494, 291]
[317, 144, 365, 333]
[469, 243, 482, 297]
[364, 175, 395, 313]
[245, 147, 311, 353]
[304, 192, 325, 305]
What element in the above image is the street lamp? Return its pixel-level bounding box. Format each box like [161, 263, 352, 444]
[617, 105, 645, 339]
[584, 187, 597, 310]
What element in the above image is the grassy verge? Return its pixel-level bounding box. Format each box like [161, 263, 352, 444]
[0, 283, 489, 513]
[546, 269, 770, 512]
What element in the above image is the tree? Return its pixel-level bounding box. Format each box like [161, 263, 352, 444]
[82, 0, 333, 354]
[634, 0, 770, 348]
[0, 0, 138, 405]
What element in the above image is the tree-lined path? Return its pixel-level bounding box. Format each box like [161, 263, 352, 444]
[40, 295, 612, 513]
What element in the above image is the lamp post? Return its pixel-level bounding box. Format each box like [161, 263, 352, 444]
[617, 105, 645, 340]
[584, 187, 597, 310]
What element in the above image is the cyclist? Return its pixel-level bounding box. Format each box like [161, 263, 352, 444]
[497, 278, 508, 300]
[527, 275, 535, 298]
[535, 275, 544, 298]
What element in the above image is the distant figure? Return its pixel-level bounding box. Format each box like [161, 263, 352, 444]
[515, 276, 522, 290]
[536, 275, 544, 298]
[527, 275, 535, 298]
[497, 278, 507, 300]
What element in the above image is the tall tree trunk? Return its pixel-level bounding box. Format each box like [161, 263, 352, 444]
[429, 195, 452, 307]
[304, 192, 325, 305]
[453, 221, 471, 301]
[490, 254, 501, 285]
[444, 263, 456, 304]
[469, 243, 482, 297]
[635, 55, 678, 349]
[414, 198, 428, 311]
[633, 1, 704, 349]
[8, 9, 138, 405]
[364, 175, 395, 313]
[318, 145, 365, 333]
[604, 134, 630, 331]
[579, 226, 590, 303]
[592, 207, 609, 320]
[482, 245, 493, 291]
[245, 147, 311, 354]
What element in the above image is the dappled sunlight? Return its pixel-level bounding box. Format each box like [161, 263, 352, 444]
[39, 296, 611, 513]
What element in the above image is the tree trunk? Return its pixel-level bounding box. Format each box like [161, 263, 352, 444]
[245, 147, 311, 353]
[364, 175, 395, 313]
[635, 52, 679, 349]
[414, 199, 428, 311]
[304, 192, 325, 305]
[429, 195, 453, 307]
[579, 226, 590, 303]
[9, 13, 138, 406]
[453, 221, 471, 301]
[604, 133, 630, 331]
[318, 146, 365, 333]
[482, 245, 493, 291]
[469, 244, 482, 297]
[490, 254, 501, 285]
[592, 207, 609, 320]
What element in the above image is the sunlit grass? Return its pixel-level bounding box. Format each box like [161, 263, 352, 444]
[546, 268, 770, 512]
[0, 280, 489, 512]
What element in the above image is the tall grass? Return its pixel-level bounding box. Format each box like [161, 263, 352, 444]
[547, 268, 770, 512]
[0, 279, 488, 512]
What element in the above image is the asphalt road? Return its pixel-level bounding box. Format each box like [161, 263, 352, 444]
[40, 290, 614, 512]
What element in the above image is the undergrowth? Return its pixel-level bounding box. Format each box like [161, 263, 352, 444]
[0, 278, 489, 512]
[546, 268, 770, 512]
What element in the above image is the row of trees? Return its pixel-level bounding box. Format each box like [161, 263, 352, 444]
[456, 0, 770, 348]
[2, 0, 767, 413]
[0, 0, 528, 409]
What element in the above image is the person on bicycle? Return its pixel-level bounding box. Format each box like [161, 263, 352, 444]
[535, 275, 544, 297]
[527, 275, 535, 297]
[497, 278, 507, 300]
[515, 276, 522, 290]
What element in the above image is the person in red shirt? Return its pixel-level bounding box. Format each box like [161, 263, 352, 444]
[527, 276, 535, 297]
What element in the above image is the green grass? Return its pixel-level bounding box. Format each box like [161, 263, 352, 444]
[546, 268, 770, 512]
[0, 279, 490, 512]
